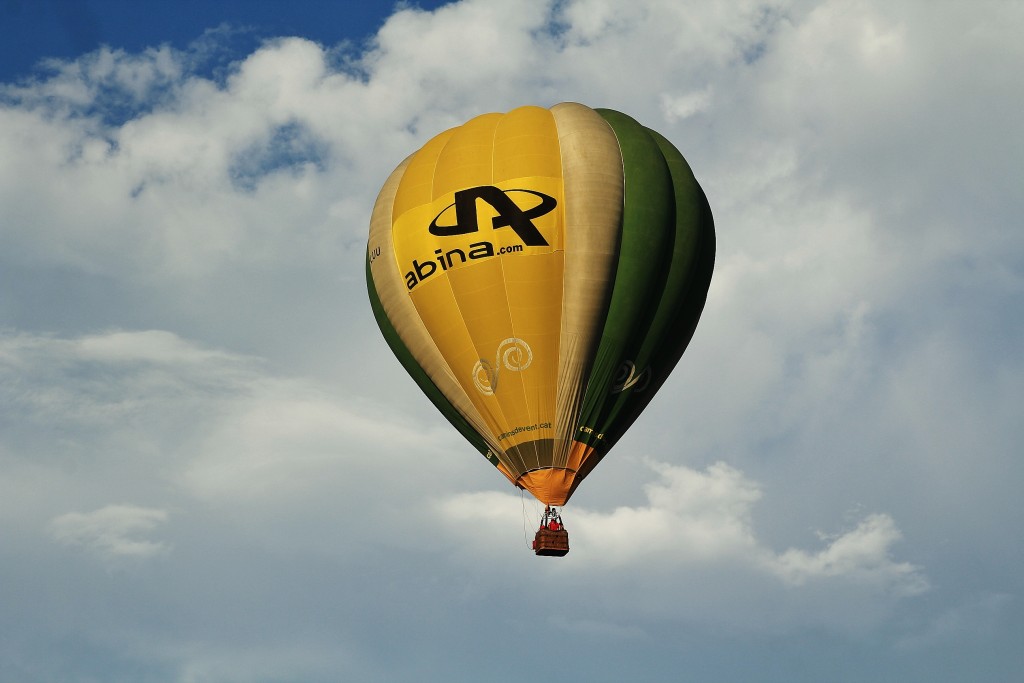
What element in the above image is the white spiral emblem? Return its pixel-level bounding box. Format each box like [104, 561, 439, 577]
[611, 360, 651, 393]
[473, 338, 533, 395]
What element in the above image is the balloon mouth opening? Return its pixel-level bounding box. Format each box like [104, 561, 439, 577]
[508, 440, 602, 506]
[516, 467, 578, 506]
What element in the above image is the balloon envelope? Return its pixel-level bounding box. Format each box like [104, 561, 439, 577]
[366, 102, 714, 505]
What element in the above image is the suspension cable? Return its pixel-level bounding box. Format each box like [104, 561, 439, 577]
[520, 488, 533, 549]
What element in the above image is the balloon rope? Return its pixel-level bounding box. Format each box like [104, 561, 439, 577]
[521, 488, 532, 549]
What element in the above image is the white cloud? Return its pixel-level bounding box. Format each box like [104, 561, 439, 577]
[436, 459, 929, 623]
[769, 513, 928, 596]
[1, 0, 1022, 678]
[570, 461, 763, 566]
[661, 86, 713, 122]
[49, 504, 170, 559]
[177, 380, 453, 506]
[0, 328, 479, 563]
[0, 330, 257, 432]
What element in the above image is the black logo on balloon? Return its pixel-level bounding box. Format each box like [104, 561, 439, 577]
[429, 186, 555, 246]
[404, 185, 558, 291]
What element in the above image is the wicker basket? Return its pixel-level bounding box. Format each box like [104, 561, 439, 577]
[534, 528, 570, 556]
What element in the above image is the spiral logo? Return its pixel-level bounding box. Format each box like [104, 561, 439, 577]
[498, 337, 533, 372]
[472, 359, 497, 395]
[611, 360, 650, 394]
[472, 338, 533, 395]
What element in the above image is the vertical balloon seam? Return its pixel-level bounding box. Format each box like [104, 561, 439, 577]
[646, 183, 715, 387]
[366, 254, 508, 473]
[376, 145, 499, 451]
[491, 109, 544, 476]
[641, 143, 716, 385]
[561, 106, 632, 489]
[549, 102, 589, 476]
[616, 187, 714, 452]
[425, 122, 509, 471]
[644, 128, 711, 360]
[628, 129, 701, 365]
[514, 107, 575, 486]
[573, 108, 676, 456]
[512, 102, 606, 501]
[587, 119, 675, 443]
[592, 128, 706, 452]
[481, 110, 544, 477]
[548, 102, 626, 496]
[519, 107, 567, 479]
[421, 113, 530, 478]
[373, 144, 511, 477]
[597, 131, 716, 451]
[548, 104, 577, 475]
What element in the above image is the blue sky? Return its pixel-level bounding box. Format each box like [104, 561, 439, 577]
[0, 0, 450, 82]
[1, 1, 1022, 682]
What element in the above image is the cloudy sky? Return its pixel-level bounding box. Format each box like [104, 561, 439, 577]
[2, 0, 1021, 681]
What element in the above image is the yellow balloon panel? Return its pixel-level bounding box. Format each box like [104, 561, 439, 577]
[390, 129, 454, 220]
[431, 113, 502, 196]
[370, 103, 639, 505]
[390, 107, 565, 459]
[493, 107, 562, 180]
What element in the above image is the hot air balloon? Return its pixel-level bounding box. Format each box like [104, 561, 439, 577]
[366, 103, 714, 555]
